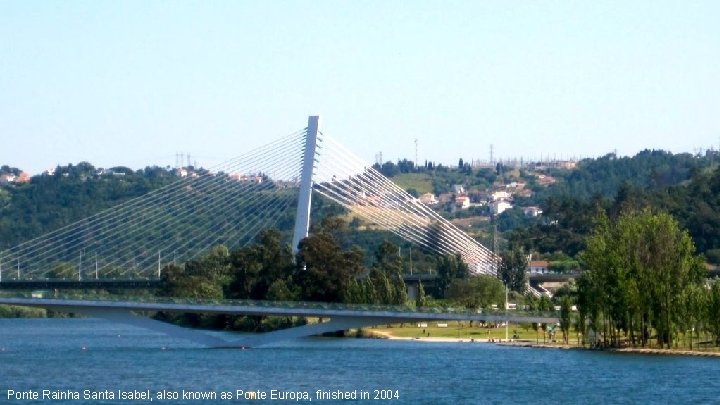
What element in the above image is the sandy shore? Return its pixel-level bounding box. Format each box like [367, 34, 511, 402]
[492, 340, 720, 357]
[371, 330, 503, 343]
[607, 347, 720, 357]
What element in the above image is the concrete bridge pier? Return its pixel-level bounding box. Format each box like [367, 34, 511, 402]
[74, 308, 396, 348]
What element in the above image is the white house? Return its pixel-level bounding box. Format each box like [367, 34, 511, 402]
[0, 174, 16, 185]
[492, 200, 513, 215]
[492, 190, 511, 201]
[419, 193, 439, 206]
[523, 206, 543, 217]
[505, 181, 526, 189]
[455, 196, 470, 209]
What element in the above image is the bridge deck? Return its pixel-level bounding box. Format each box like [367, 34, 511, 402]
[0, 297, 559, 324]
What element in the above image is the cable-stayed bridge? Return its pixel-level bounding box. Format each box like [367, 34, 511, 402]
[0, 117, 517, 347]
[0, 116, 498, 284]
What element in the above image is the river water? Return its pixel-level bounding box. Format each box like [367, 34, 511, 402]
[1, 318, 719, 404]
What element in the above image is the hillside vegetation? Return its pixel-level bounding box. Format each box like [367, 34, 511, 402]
[2, 150, 719, 263]
[0, 163, 177, 250]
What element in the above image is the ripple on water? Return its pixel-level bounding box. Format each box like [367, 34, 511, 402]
[1, 318, 719, 404]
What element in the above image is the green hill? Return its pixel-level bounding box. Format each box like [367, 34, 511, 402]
[389, 173, 434, 195]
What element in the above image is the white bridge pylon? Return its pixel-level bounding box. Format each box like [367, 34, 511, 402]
[301, 116, 499, 275]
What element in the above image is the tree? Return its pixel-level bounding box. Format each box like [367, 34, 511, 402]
[497, 207, 531, 233]
[159, 263, 223, 300]
[498, 248, 528, 293]
[371, 240, 408, 305]
[707, 281, 720, 346]
[48, 262, 76, 279]
[538, 295, 553, 342]
[295, 232, 364, 303]
[445, 275, 504, 310]
[198, 244, 231, 284]
[436, 254, 469, 297]
[392, 273, 408, 305]
[678, 282, 707, 349]
[397, 159, 415, 173]
[374, 240, 403, 274]
[578, 209, 704, 348]
[416, 281, 427, 308]
[228, 248, 261, 299]
[363, 277, 378, 304]
[227, 230, 293, 300]
[379, 161, 399, 177]
[559, 295, 572, 344]
[266, 279, 297, 302]
[248, 230, 294, 298]
[371, 270, 395, 304]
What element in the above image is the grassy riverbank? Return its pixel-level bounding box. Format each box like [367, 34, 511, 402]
[368, 322, 720, 358]
[367, 321, 549, 342]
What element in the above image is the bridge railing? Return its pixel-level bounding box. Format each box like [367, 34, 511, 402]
[3, 291, 558, 319]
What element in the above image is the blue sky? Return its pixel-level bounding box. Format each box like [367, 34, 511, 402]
[1, 1, 719, 174]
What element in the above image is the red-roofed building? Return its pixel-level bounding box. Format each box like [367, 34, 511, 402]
[529, 260, 549, 274]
